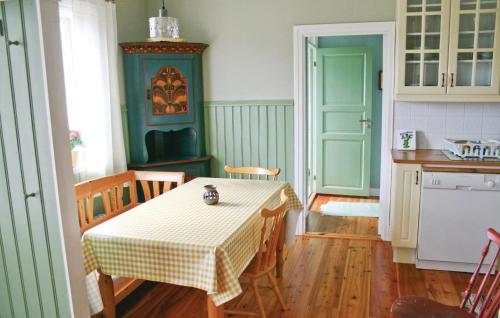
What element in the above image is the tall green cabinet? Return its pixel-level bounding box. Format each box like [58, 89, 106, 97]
[120, 42, 211, 179]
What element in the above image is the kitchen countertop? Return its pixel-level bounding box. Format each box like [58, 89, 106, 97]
[391, 149, 500, 167]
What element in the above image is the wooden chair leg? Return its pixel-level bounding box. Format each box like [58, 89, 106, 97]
[207, 296, 224, 318]
[251, 279, 267, 318]
[267, 272, 288, 311]
[97, 271, 116, 318]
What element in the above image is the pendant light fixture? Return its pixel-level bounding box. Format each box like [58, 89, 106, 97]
[148, 0, 182, 42]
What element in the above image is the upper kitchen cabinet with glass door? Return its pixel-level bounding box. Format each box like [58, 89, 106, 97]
[448, 0, 500, 95]
[396, 0, 500, 101]
[396, 0, 451, 96]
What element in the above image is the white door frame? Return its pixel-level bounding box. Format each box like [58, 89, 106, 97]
[293, 22, 396, 241]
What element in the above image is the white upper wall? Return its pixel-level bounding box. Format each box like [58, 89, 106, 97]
[113, 0, 397, 101]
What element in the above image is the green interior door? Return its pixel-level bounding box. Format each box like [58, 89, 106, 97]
[315, 47, 372, 196]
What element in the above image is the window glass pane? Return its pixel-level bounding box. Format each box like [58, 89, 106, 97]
[461, 0, 477, 10]
[480, 0, 497, 9]
[425, 15, 441, 49]
[408, 0, 423, 12]
[426, 0, 442, 11]
[407, 16, 422, 49]
[478, 13, 496, 48]
[405, 53, 421, 86]
[456, 52, 473, 86]
[423, 53, 440, 86]
[458, 14, 476, 49]
[476, 52, 493, 86]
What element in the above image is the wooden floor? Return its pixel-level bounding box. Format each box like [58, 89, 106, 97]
[116, 237, 470, 318]
[307, 194, 380, 237]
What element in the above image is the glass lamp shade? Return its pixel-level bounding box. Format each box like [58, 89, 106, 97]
[149, 16, 180, 40]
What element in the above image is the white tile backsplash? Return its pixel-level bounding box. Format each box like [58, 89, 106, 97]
[393, 102, 500, 149]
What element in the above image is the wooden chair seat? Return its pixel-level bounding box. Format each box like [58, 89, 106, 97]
[391, 296, 475, 318]
[390, 228, 500, 318]
[241, 251, 276, 280]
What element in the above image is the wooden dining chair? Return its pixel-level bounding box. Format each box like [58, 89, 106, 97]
[391, 228, 500, 318]
[132, 170, 185, 202]
[224, 165, 281, 180]
[225, 190, 289, 318]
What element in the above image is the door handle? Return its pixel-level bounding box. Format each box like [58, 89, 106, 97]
[8, 40, 21, 46]
[450, 73, 454, 87]
[359, 118, 371, 128]
[416, 171, 419, 185]
[441, 73, 446, 87]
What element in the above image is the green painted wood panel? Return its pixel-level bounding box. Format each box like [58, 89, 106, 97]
[0, 1, 72, 317]
[316, 48, 372, 196]
[204, 101, 294, 184]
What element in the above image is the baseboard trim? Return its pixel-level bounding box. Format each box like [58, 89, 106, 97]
[369, 188, 380, 196]
[305, 232, 382, 241]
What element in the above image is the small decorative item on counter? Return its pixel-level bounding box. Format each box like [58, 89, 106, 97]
[203, 185, 219, 205]
[396, 130, 416, 150]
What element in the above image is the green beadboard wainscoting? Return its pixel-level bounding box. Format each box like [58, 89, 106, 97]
[204, 100, 294, 184]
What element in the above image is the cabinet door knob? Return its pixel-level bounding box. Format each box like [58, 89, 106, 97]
[415, 171, 419, 185]
[8, 40, 21, 46]
[25, 192, 37, 199]
[441, 73, 446, 87]
[450, 73, 454, 87]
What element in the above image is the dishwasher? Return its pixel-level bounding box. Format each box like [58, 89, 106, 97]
[417, 170, 500, 273]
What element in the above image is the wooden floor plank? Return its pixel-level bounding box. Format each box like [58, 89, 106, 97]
[336, 240, 371, 318]
[369, 240, 398, 318]
[112, 238, 470, 318]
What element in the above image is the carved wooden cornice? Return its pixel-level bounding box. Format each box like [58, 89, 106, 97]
[119, 42, 208, 55]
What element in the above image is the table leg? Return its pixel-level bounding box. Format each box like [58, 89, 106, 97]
[207, 296, 224, 318]
[98, 270, 116, 318]
[276, 221, 285, 279]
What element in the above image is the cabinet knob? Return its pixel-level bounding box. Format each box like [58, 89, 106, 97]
[450, 73, 455, 87]
[24, 192, 37, 199]
[8, 40, 21, 46]
[441, 73, 446, 87]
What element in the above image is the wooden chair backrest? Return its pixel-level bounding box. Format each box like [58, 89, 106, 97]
[460, 228, 500, 318]
[76, 170, 185, 233]
[132, 170, 184, 202]
[253, 190, 288, 274]
[75, 171, 138, 234]
[224, 165, 281, 181]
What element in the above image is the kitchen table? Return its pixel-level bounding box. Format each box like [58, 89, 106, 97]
[81, 177, 303, 317]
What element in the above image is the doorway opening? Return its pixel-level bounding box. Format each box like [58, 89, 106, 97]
[292, 22, 395, 240]
[306, 35, 383, 238]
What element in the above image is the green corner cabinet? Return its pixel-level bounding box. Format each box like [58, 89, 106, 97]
[120, 42, 211, 179]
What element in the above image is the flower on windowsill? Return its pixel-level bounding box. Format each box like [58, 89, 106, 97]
[69, 130, 84, 150]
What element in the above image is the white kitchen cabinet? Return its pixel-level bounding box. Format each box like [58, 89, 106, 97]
[396, 0, 500, 101]
[390, 163, 422, 250]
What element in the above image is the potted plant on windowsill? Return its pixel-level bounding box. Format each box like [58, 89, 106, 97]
[69, 130, 84, 169]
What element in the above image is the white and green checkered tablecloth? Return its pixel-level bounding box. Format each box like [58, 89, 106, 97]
[82, 178, 303, 311]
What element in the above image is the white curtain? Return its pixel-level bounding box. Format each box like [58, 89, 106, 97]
[59, 0, 126, 180]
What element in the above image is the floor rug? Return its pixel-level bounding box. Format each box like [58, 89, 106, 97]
[320, 201, 380, 217]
